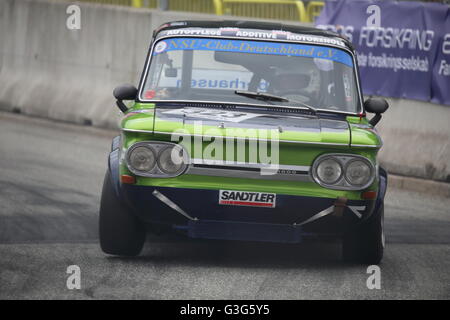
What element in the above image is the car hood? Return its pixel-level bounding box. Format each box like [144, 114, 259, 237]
[122, 105, 381, 148]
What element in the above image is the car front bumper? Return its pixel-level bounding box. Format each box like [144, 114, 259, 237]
[120, 185, 376, 243]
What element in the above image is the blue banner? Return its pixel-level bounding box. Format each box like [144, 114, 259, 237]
[316, 0, 450, 106]
[153, 37, 354, 67]
[432, 10, 450, 106]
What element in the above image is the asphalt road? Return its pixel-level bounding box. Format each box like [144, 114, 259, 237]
[0, 111, 449, 300]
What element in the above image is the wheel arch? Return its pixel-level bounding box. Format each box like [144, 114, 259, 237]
[375, 166, 388, 213]
[108, 148, 121, 197]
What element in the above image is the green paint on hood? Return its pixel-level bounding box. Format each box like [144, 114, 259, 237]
[122, 103, 365, 147]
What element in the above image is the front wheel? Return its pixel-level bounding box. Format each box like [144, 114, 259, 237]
[99, 171, 145, 256]
[342, 204, 384, 264]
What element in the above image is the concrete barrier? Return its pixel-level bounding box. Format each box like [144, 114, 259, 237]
[0, 0, 449, 182]
[376, 97, 450, 182]
[0, 0, 223, 128]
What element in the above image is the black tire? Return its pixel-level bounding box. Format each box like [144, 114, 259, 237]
[99, 171, 145, 256]
[342, 203, 384, 264]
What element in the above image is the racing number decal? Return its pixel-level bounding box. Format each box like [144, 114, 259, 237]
[162, 107, 262, 123]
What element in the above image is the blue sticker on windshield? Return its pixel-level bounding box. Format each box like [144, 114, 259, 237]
[153, 37, 353, 67]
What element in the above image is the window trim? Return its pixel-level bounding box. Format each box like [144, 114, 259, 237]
[137, 35, 364, 116]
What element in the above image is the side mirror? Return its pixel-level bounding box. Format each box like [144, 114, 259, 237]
[364, 98, 389, 126]
[113, 84, 137, 113]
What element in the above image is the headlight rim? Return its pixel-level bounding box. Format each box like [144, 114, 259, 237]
[156, 144, 188, 175]
[312, 153, 376, 191]
[126, 145, 157, 173]
[314, 156, 343, 185]
[125, 141, 189, 178]
[344, 158, 373, 187]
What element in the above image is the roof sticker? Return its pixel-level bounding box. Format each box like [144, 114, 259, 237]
[153, 37, 353, 67]
[159, 28, 347, 48]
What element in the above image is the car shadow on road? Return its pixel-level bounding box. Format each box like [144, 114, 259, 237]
[106, 237, 355, 269]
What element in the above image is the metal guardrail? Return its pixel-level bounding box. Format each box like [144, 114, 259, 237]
[168, 0, 223, 15]
[138, 0, 158, 8]
[68, 0, 323, 22]
[306, 1, 324, 22]
[74, 0, 157, 8]
[222, 0, 307, 22]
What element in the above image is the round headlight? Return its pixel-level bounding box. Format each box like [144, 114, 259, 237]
[316, 158, 342, 184]
[345, 160, 372, 186]
[157, 146, 186, 174]
[128, 146, 156, 172]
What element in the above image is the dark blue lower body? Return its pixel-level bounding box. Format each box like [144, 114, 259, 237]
[185, 220, 306, 243]
[108, 149, 387, 244]
[119, 184, 379, 243]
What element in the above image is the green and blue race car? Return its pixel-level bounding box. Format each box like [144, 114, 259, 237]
[99, 20, 389, 264]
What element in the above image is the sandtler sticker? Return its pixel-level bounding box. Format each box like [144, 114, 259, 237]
[219, 190, 276, 208]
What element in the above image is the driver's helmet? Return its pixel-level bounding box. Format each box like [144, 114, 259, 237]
[270, 72, 311, 94]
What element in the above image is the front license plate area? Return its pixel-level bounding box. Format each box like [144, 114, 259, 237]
[187, 220, 302, 243]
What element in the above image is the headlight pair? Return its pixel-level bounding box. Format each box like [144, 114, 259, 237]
[126, 142, 188, 178]
[312, 154, 375, 190]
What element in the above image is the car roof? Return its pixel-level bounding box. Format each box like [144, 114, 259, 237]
[154, 20, 353, 49]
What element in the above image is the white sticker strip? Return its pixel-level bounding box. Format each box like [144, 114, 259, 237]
[348, 206, 366, 219]
[293, 206, 335, 227]
[152, 190, 198, 220]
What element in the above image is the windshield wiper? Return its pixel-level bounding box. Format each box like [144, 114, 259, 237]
[235, 90, 318, 116]
[281, 97, 318, 116]
[234, 90, 289, 103]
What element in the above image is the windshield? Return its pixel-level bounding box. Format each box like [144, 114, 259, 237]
[141, 37, 361, 113]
